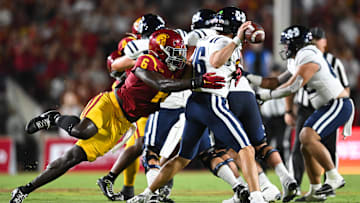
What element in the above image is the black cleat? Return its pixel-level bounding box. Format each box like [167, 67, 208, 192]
[112, 191, 135, 201]
[97, 177, 116, 201]
[25, 110, 60, 134]
[9, 188, 28, 203]
[315, 180, 345, 197]
[235, 184, 250, 203]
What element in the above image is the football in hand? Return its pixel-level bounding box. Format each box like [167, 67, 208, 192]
[244, 22, 265, 44]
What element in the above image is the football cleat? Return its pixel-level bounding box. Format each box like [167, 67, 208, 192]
[261, 183, 281, 202]
[97, 177, 116, 201]
[248, 194, 266, 203]
[315, 178, 345, 197]
[222, 184, 250, 203]
[25, 110, 60, 134]
[295, 193, 326, 202]
[281, 177, 298, 202]
[127, 193, 157, 203]
[159, 185, 171, 199]
[9, 188, 28, 203]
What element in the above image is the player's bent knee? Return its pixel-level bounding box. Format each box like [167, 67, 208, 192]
[255, 144, 278, 162]
[241, 145, 255, 156]
[142, 149, 160, 173]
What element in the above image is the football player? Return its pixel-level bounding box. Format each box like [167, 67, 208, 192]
[247, 25, 354, 202]
[128, 6, 266, 203]
[9, 29, 225, 203]
[214, 8, 298, 203]
[97, 14, 166, 201]
[275, 27, 350, 202]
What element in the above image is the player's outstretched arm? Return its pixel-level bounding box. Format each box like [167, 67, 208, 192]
[133, 67, 225, 93]
[246, 70, 292, 90]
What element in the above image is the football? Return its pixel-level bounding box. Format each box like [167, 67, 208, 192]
[244, 22, 265, 44]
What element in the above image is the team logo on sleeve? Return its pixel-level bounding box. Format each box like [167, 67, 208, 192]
[156, 33, 170, 46]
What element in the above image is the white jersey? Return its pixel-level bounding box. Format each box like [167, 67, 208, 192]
[185, 28, 217, 46]
[192, 34, 238, 98]
[292, 45, 345, 109]
[124, 39, 149, 60]
[228, 48, 255, 94]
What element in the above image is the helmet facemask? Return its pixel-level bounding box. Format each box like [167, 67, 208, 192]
[160, 45, 187, 71]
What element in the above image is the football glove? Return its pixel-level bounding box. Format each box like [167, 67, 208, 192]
[232, 67, 242, 87]
[191, 72, 225, 89]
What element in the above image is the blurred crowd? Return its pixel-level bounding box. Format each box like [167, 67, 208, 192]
[0, 0, 359, 132]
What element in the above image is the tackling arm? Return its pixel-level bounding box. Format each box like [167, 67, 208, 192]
[111, 55, 136, 72]
[134, 66, 225, 93]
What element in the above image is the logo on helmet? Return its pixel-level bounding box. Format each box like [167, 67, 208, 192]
[156, 33, 170, 46]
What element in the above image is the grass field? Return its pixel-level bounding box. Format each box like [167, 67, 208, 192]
[1, 170, 360, 202]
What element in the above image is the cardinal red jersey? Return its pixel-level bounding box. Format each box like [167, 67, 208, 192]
[115, 54, 185, 121]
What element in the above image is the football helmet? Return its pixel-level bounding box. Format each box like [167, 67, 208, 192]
[149, 28, 187, 71]
[138, 14, 166, 39]
[191, 9, 216, 30]
[213, 7, 246, 35]
[131, 17, 142, 39]
[280, 25, 312, 59]
[117, 36, 136, 54]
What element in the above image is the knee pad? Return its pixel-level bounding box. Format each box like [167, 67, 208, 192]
[142, 150, 160, 173]
[212, 158, 235, 176]
[199, 147, 228, 175]
[256, 144, 278, 162]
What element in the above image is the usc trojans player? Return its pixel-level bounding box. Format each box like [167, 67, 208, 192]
[99, 14, 166, 201]
[10, 28, 225, 203]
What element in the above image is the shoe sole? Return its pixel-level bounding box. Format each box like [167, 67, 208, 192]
[316, 182, 345, 196]
[96, 179, 115, 201]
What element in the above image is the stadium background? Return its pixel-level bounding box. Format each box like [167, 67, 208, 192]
[0, 0, 360, 201]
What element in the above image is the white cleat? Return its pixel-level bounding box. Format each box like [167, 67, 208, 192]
[261, 183, 281, 202]
[294, 192, 326, 202]
[315, 177, 345, 197]
[281, 177, 298, 202]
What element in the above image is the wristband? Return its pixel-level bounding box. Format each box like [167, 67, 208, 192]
[191, 76, 203, 89]
[232, 36, 242, 47]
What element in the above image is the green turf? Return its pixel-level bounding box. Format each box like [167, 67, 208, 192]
[1, 170, 359, 202]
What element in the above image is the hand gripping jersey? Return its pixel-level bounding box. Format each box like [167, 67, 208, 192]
[115, 54, 185, 121]
[292, 45, 345, 109]
[192, 34, 238, 98]
[228, 50, 255, 93]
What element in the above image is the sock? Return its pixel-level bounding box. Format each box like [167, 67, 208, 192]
[166, 178, 174, 189]
[19, 183, 35, 194]
[124, 157, 140, 187]
[258, 172, 271, 188]
[143, 187, 154, 195]
[217, 165, 239, 189]
[55, 115, 80, 134]
[237, 176, 248, 187]
[121, 185, 134, 197]
[146, 169, 160, 186]
[274, 163, 291, 183]
[104, 171, 118, 182]
[325, 168, 341, 180]
[309, 184, 321, 194]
